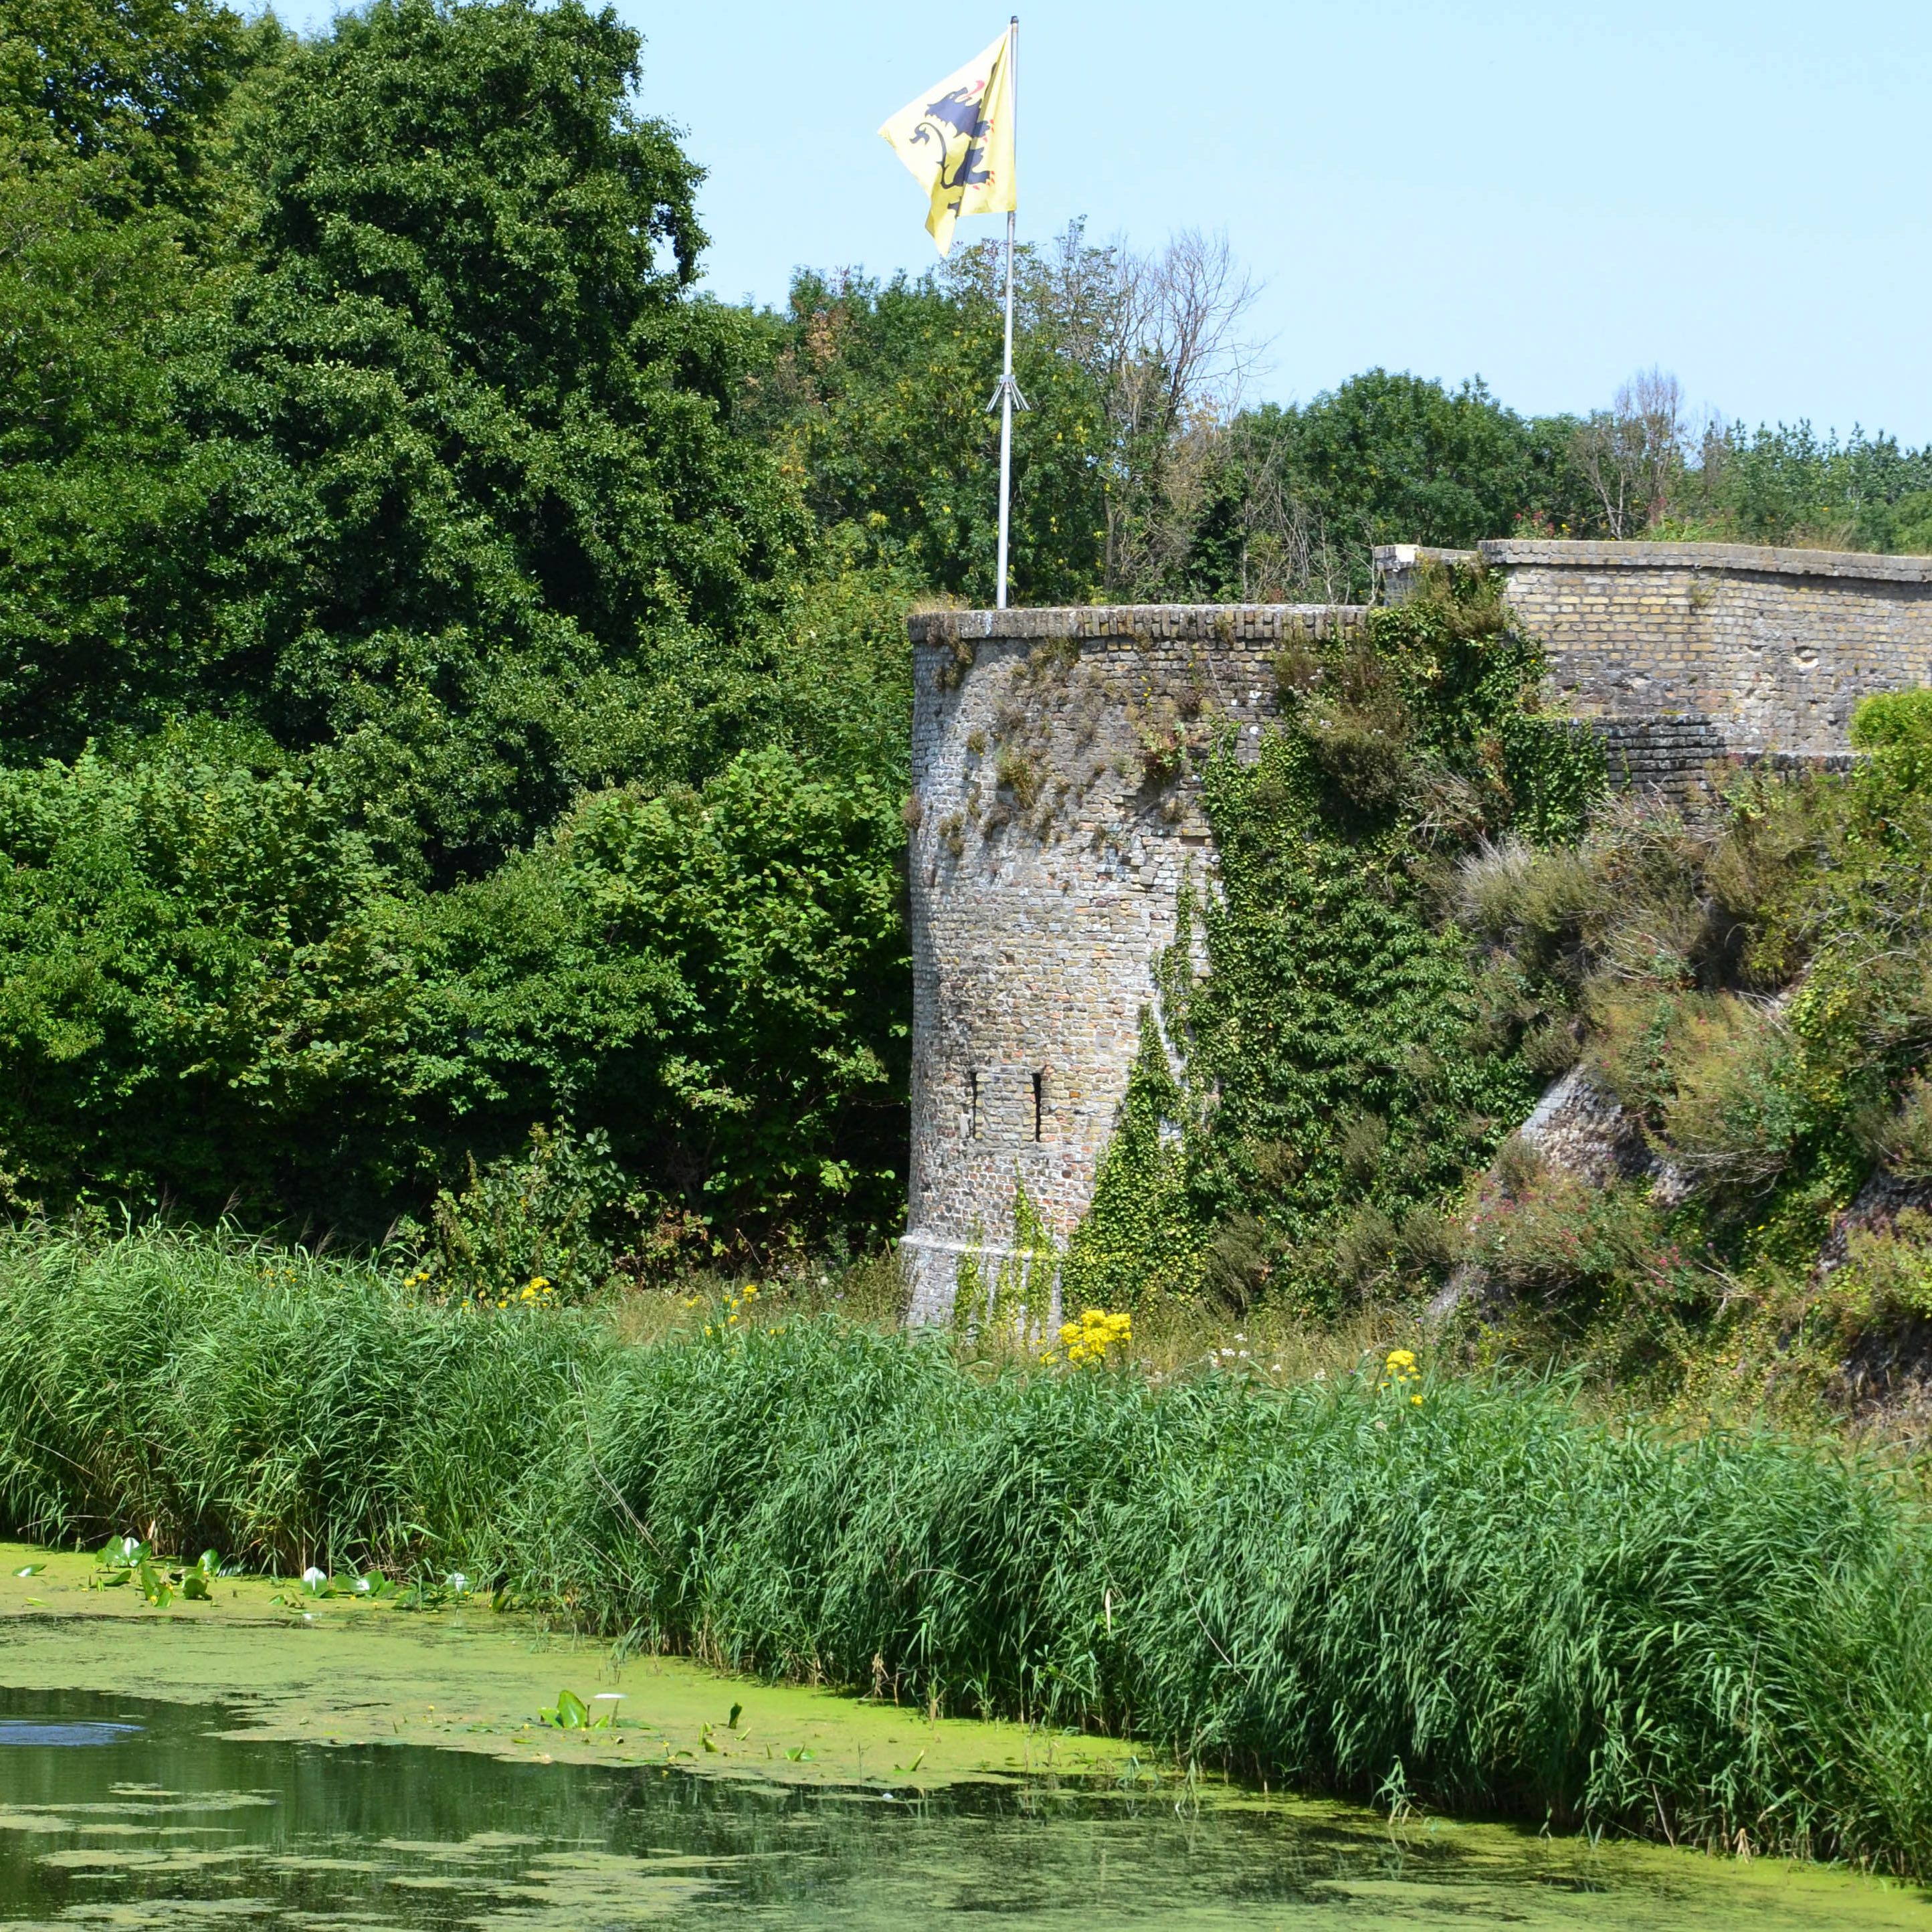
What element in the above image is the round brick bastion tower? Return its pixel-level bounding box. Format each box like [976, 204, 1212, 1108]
[901, 542, 1932, 1324]
[900, 601, 1367, 1322]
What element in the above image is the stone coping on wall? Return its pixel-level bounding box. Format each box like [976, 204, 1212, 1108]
[1372, 544, 1480, 577]
[907, 603, 1369, 644]
[1372, 539, 1932, 585]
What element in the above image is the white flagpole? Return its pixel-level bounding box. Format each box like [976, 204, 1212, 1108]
[995, 15, 1018, 609]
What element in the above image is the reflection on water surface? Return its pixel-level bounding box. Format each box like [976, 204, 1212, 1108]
[0, 1688, 1927, 1930]
[0, 1725, 139, 1749]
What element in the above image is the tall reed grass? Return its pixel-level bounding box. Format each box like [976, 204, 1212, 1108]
[2, 1225, 1929, 1872]
[0, 1225, 598, 1573]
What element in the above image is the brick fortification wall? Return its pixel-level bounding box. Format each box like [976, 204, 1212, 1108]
[906, 542, 1932, 1315]
[902, 604, 1365, 1321]
[1379, 539, 1932, 789]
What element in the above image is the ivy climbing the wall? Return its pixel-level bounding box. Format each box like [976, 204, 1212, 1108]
[951, 1179, 1059, 1342]
[1062, 565, 1605, 1315]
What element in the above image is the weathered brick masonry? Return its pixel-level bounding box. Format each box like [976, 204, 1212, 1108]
[1380, 539, 1932, 788]
[902, 604, 1365, 1319]
[905, 543, 1932, 1315]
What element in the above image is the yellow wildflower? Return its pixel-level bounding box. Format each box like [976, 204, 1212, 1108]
[1378, 1348, 1423, 1395]
[1058, 1308, 1133, 1367]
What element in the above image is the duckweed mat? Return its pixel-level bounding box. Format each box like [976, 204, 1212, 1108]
[0, 1689, 1930, 1931]
[2, 1547, 1931, 1928]
[0, 1543, 1109, 1788]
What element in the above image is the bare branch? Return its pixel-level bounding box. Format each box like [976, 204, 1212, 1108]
[1572, 366, 1691, 537]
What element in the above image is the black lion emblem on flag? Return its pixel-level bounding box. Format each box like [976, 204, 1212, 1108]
[912, 83, 993, 195]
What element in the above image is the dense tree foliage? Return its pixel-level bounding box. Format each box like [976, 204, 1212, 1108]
[7, 0, 1932, 1264]
[0, 739, 905, 1242]
[0, 0, 905, 1252]
[1688, 424, 1932, 553]
[1175, 374, 1594, 604]
[744, 256, 1106, 607]
[747, 252, 1605, 609]
[749, 258, 1932, 611]
[1, 0, 819, 877]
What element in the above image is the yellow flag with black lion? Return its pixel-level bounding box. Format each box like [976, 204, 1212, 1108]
[878, 26, 1016, 258]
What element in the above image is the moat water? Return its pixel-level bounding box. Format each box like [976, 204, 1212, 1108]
[1, 1688, 1929, 1931]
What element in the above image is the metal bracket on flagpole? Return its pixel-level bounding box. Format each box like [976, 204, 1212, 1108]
[985, 371, 1030, 413]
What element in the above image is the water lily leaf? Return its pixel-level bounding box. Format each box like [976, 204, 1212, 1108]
[13, 1565, 43, 1577]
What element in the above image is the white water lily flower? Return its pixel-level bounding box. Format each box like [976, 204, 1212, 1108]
[301, 1566, 326, 1589]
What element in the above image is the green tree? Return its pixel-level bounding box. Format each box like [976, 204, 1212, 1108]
[1177, 371, 1596, 605]
[0, 0, 267, 771]
[0, 737, 907, 1246]
[1705, 423, 1932, 551]
[1, 0, 813, 878]
[749, 248, 1106, 606]
[0, 0, 913, 1254]
[0, 0, 255, 216]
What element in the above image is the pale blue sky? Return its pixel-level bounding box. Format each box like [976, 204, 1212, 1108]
[278, 1, 1932, 442]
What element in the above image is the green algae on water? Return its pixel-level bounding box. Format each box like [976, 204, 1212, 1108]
[2, 1544, 1932, 1929]
[0, 1541, 1128, 1790]
[0, 1693, 1930, 1931]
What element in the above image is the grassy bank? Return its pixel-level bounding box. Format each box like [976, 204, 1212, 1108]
[1, 1226, 1929, 1873]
